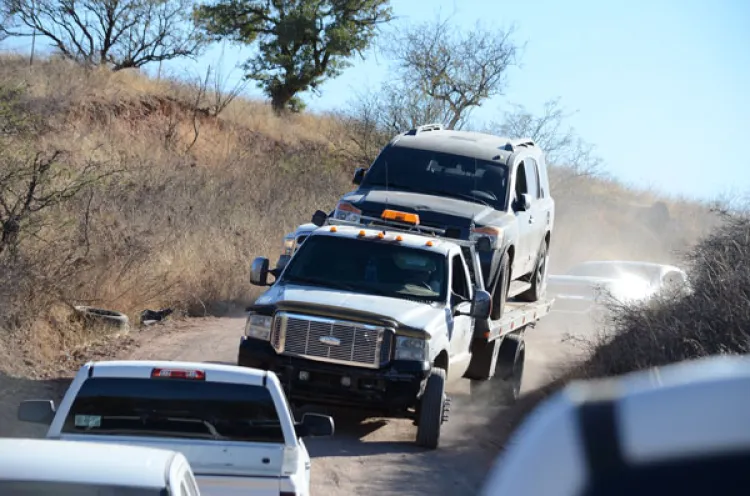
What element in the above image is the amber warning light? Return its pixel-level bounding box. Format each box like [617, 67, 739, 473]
[381, 209, 420, 225]
[151, 368, 206, 380]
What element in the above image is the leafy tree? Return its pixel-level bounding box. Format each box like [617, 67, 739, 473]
[194, 0, 393, 114]
[1, 0, 205, 70]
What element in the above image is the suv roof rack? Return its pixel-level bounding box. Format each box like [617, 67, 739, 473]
[501, 138, 536, 152]
[405, 123, 445, 136]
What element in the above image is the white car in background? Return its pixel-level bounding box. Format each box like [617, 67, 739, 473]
[0, 438, 200, 495]
[545, 261, 689, 328]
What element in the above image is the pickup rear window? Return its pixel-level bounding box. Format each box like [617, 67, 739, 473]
[61, 377, 285, 443]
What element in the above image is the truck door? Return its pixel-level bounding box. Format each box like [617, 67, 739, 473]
[449, 252, 474, 360]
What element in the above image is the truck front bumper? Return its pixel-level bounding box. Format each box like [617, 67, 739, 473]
[238, 337, 430, 415]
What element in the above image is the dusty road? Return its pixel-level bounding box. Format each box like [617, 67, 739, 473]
[0, 314, 581, 494]
[118, 315, 580, 495]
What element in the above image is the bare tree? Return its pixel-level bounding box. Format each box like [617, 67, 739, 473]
[0, 145, 115, 257]
[338, 82, 451, 167]
[1, 0, 205, 70]
[487, 98, 603, 179]
[383, 16, 521, 130]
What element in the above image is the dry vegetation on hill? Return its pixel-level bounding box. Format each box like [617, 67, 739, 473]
[0, 54, 718, 373]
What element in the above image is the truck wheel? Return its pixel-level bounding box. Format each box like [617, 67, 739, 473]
[490, 251, 511, 320]
[517, 240, 548, 302]
[469, 334, 525, 406]
[416, 367, 447, 450]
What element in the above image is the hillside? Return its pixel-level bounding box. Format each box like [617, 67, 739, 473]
[0, 54, 719, 374]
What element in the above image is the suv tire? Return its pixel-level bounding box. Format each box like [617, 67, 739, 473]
[490, 251, 511, 320]
[517, 240, 548, 303]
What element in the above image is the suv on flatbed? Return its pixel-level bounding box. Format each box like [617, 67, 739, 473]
[240, 216, 552, 449]
[332, 124, 555, 321]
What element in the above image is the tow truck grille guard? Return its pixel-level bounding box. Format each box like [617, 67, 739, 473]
[271, 312, 392, 369]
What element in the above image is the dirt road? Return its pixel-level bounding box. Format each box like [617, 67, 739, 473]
[118, 315, 580, 495]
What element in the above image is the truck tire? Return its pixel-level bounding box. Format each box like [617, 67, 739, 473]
[416, 367, 447, 450]
[517, 240, 548, 302]
[490, 251, 510, 320]
[73, 306, 130, 332]
[469, 334, 525, 406]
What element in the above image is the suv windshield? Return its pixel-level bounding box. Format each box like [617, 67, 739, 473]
[61, 377, 284, 443]
[281, 235, 447, 303]
[360, 145, 510, 210]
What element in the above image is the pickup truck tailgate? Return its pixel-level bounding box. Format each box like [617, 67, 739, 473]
[56, 434, 286, 477]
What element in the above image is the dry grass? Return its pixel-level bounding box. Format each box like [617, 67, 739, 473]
[0, 53, 718, 374]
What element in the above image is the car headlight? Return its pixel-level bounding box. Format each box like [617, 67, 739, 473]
[395, 336, 427, 361]
[332, 201, 362, 223]
[245, 314, 273, 340]
[469, 226, 503, 247]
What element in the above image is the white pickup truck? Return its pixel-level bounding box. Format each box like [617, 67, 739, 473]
[17, 360, 335, 496]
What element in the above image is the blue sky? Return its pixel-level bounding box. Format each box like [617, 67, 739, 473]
[4, 0, 749, 202]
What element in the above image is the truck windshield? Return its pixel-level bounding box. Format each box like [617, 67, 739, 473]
[360, 145, 509, 210]
[0, 481, 162, 495]
[281, 235, 447, 303]
[60, 378, 285, 443]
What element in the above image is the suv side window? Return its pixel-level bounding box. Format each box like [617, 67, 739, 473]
[451, 253, 471, 301]
[514, 161, 529, 210]
[525, 157, 541, 199]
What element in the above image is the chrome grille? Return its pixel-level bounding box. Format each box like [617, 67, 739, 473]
[271, 312, 389, 368]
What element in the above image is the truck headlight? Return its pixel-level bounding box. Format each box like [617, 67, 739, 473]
[332, 201, 361, 223]
[245, 314, 273, 340]
[395, 336, 427, 361]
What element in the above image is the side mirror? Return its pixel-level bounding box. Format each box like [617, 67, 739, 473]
[249, 257, 271, 286]
[352, 167, 366, 185]
[311, 209, 328, 227]
[18, 400, 56, 424]
[469, 289, 492, 320]
[295, 413, 335, 438]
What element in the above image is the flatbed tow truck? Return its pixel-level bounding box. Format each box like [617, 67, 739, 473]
[240, 209, 554, 448]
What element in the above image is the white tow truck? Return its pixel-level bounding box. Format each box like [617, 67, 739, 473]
[17, 360, 335, 496]
[239, 209, 553, 449]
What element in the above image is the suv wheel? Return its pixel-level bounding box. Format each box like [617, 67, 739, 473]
[517, 240, 548, 302]
[490, 251, 510, 320]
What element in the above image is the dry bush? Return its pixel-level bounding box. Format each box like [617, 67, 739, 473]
[584, 208, 750, 376]
[478, 208, 750, 455]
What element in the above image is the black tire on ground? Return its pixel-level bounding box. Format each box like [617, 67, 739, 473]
[517, 240, 549, 302]
[73, 306, 130, 332]
[416, 367, 447, 450]
[489, 251, 511, 321]
[469, 334, 525, 406]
